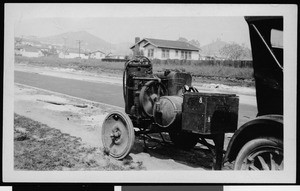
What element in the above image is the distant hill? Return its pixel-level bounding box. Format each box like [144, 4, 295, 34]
[200, 39, 228, 57]
[37, 31, 131, 55]
[37, 31, 112, 51]
[112, 42, 132, 55]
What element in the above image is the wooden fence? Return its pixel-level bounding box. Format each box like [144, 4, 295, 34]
[150, 59, 253, 68]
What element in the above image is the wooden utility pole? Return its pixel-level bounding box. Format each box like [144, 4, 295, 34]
[62, 37, 67, 58]
[77, 40, 82, 58]
[63, 37, 67, 50]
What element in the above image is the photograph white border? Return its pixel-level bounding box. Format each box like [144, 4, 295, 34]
[3, 3, 298, 183]
[224, 186, 300, 191]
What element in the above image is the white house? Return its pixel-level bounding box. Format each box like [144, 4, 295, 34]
[105, 53, 126, 59]
[59, 49, 89, 59]
[19, 46, 43, 57]
[89, 50, 106, 59]
[130, 38, 200, 60]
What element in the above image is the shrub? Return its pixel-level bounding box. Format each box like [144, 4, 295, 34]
[15, 56, 253, 80]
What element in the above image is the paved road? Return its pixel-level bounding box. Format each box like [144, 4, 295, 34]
[15, 71, 257, 125]
[15, 71, 125, 107]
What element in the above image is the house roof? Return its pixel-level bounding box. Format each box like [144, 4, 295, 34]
[130, 38, 200, 51]
[90, 50, 105, 54]
[64, 48, 89, 54]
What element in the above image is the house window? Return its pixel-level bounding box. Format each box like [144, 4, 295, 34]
[180, 51, 192, 59]
[175, 50, 179, 56]
[162, 49, 169, 58]
[148, 49, 154, 58]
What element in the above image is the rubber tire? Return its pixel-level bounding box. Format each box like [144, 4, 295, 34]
[169, 131, 199, 150]
[234, 137, 283, 170]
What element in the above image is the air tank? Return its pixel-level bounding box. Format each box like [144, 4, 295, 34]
[153, 96, 183, 129]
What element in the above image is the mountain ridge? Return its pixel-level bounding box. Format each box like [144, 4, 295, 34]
[20, 31, 250, 59]
[37, 31, 132, 55]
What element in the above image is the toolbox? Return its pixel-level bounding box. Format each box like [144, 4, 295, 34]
[182, 92, 239, 134]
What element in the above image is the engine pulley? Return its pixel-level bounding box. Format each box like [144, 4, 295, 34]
[139, 80, 167, 118]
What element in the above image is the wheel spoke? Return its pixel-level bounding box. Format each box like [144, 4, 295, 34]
[151, 86, 155, 94]
[257, 156, 270, 170]
[234, 138, 283, 171]
[270, 153, 276, 170]
[249, 164, 260, 170]
[149, 94, 157, 104]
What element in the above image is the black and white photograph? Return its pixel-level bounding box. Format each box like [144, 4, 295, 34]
[224, 186, 300, 191]
[120, 186, 300, 191]
[3, 4, 297, 183]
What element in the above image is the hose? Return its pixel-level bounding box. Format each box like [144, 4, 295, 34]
[123, 60, 129, 103]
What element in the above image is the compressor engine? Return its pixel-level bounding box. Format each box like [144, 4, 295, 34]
[102, 56, 239, 169]
[101, 16, 284, 172]
[123, 56, 192, 129]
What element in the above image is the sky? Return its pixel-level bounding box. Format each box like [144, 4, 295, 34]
[6, 4, 296, 47]
[14, 16, 251, 47]
[7, 4, 263, 47]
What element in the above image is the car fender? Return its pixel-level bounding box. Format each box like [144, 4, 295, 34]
[224, 114, 283, 163]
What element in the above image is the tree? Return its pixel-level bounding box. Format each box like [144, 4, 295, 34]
[219, 42, 251, 60]
[177, 37, 200, 48]
[177, 37, 188, 42]
[41, 47, 58, 57]
[189, 39, 200, 48]
[15, 37, 23, 47]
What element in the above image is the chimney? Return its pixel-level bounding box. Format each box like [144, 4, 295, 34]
[135, 37, 140, 43]
[133, 37, 141, 56]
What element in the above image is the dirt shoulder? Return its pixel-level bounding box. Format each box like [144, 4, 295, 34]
[15, 84, 231, 170]
[14, 114, 144, 171]
[14, 84, 144, 170]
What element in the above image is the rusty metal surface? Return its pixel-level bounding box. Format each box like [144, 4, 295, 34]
[165, 72, 192, 96]
[182, 92, 239, 134]
[153, 96, 183, 128]
[124, 61, 153, 115]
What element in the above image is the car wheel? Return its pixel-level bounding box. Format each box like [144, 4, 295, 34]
[234, 137, 283, 170]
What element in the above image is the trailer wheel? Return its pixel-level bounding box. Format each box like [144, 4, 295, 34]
[234, 137, 283, 170]
[101, 111, 135, 159]
[169, 131, 199, 150]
